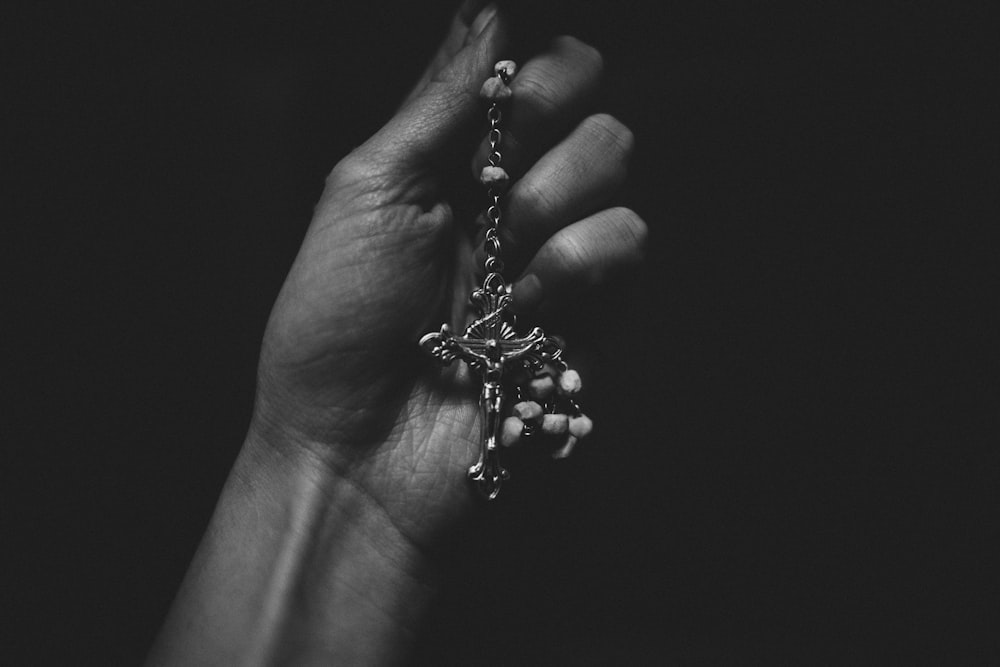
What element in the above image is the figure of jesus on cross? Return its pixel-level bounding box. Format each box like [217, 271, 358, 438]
[420, 272, 563, 499]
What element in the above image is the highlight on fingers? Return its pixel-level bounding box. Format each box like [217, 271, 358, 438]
[511, 207, 648, 313]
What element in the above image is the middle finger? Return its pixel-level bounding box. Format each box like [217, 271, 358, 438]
[474, 112, 634, 276]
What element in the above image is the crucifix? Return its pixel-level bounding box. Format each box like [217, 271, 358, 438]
[420, 273, 562, 499]
[419, 59, 585, 499]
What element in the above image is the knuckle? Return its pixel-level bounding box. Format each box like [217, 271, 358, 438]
[326, 154, 371, 189]
[326, 149, 398, 192]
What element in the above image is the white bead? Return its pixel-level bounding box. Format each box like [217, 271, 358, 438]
[541, 413, 569, 435]
[558, 369, 582, 395]
[501, 416, 524, 447]
[480, 166, 510, 190]
[512, 401, 543, 421]
[568, 414, 593, 439]
[494, 60, 517, 78]
[528, 375, 556, 399]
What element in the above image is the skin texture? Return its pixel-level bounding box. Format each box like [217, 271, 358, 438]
[148, 5, 646, 665]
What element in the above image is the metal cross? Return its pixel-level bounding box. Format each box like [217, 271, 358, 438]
[420, 272, 562, 499]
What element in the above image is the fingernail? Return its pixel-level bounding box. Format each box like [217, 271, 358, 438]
[470, 3, 498, 38]
[459, 0, 490, 24]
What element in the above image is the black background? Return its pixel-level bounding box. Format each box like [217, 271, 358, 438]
[7, 0, 998, 664]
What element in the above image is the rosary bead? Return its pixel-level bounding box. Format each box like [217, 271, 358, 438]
[552, 435, 578, 459]
[528, 375, 556, 399]
[479, 76, 513, 101]
[494, 60, 517, 79]
[512, 400, 543, 421]
[480, 166, 510, 190]
[541, 413, 569, 435]
[558, 369, 583, 395]
[568, 414, 593, 439]
[501, 416, 524, 447]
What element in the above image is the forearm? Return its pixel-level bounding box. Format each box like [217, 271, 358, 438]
[146, 430, 437, 666]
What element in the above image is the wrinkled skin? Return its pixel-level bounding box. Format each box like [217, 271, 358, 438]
[149, 7, 647, 665]
[251, 11, 646, 551]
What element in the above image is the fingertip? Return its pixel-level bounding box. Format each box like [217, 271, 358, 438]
[370, 6, 509, 169]
[473, 4, 510, 57]
[585, 113, 635, 162]
[613, 206, 649, 261]
[459, 0, 491, 25]
[513, 207, 649, 306]
[595, 206, 648, 267]
[468, 3, 498, 39]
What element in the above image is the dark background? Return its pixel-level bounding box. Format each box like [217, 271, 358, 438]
[8, 0, 998, 664]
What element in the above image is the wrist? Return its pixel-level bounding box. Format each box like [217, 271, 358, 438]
[241, 428, 438, 664]
[149, 427, 437, 666]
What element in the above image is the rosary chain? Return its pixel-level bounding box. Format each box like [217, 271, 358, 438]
[483, 66, 511, 276]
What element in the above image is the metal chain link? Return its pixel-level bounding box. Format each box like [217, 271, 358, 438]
[483, 68, 511, 277]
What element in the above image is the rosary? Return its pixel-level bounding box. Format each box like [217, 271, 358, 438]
[420, 60, 592, 500]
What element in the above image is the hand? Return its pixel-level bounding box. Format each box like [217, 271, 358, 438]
[253, 5, 646, 549]
[149, 5, 645, 664]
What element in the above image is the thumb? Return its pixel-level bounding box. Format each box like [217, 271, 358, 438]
[363, 5, 507, 170]
[399, 0, 495, 108]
